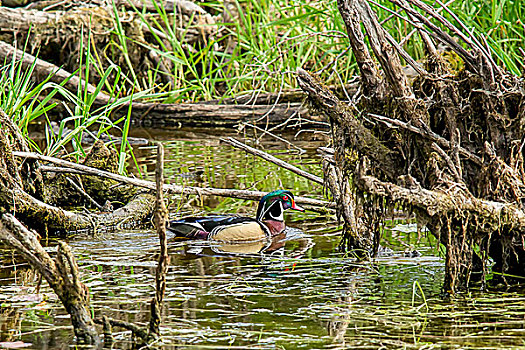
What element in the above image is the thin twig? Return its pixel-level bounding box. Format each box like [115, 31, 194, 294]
[221, 137, 324, 185]
[15, 151, 334, 208]
[65, 177, 104, 210]
[240, 122, 306, 153]
[367, 113, 482, 165]
[399, 0, 455, 53]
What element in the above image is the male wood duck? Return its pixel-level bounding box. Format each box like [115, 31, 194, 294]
[168, 190, 304, 242]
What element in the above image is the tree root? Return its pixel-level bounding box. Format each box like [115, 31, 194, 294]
[299, 0, 525, 293]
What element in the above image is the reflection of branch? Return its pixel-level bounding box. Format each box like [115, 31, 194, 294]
[93, 317, 148, 340]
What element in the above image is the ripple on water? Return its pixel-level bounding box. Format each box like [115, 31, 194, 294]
[1, 130, 525, 349]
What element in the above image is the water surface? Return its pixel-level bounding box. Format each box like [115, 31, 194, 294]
[1, 128, 525, 349]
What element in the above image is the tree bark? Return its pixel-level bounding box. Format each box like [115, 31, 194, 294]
[299, 0, 525, 293]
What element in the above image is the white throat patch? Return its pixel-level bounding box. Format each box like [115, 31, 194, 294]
[267, 201, 284, 221]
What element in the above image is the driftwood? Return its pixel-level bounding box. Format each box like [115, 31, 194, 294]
[0, 40, 112, 103]
[299, 0, 525, 292]
[0, 214, 99, 344]
[129, 101, 310, 127]
[14, 151, 335, 208]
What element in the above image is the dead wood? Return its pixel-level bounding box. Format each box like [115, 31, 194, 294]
[128, 101, 310, 127]
[3, 183, 155, 233]
[320, 149, 373, 254]
[0, 37, 311, 127]
[148, 143, 169, 341]
[337, 0, 383, 98]
[0, 214, 99, 344]
[0, 125, 155, 233]
[43, 140, 136, 207]
[297, 68, 402, 181]
[14, 151, 335, 208]
[221, 137, 324, 184]
[298, 0, 525, 293]
[0, 1, 214, 91]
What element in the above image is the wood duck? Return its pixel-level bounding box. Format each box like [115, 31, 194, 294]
[168, 190, 304, 242]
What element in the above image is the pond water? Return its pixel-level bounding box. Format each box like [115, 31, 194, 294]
[1, 127, 525, 349]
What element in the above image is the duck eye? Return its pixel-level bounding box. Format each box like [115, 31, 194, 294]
[282, 195, 288, 201]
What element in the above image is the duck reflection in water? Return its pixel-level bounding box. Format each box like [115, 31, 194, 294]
[177, 227, 314, 258]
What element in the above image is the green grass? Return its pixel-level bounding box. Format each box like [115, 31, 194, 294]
[366, 0, 524, 75]
[120, 0, 523, 101]
[118, 0, 353, 101]
[0, 32, 164, 173]
[1, 0, 523, 169]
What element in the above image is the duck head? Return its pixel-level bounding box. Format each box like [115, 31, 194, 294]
[256, 190, 304, 236]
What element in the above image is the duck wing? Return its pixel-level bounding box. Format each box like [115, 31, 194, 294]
[168, 215, 256, 239]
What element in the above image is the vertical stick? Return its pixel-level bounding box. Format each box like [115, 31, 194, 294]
[148, 142, 169, 340]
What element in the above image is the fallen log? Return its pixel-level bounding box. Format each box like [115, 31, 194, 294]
[0, 40, 110, 105]
[128, 101, 310, 127]
[0, 38, 312, 127]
